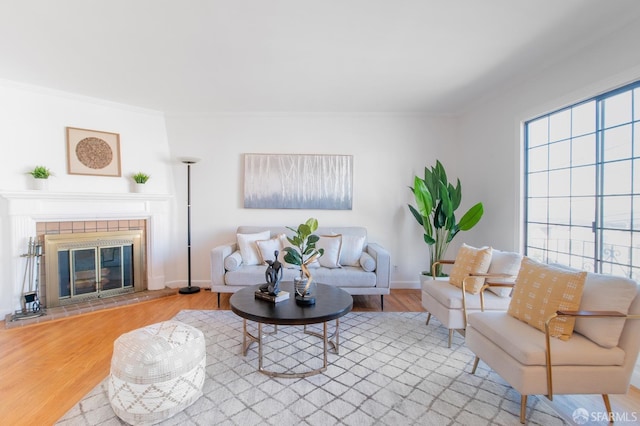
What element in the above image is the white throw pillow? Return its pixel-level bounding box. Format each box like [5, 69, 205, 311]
[317, 235, 342, 268]
[575, 273, 637, 348]
[237, 231, 270, 266]
[339, 234, 365, 267]
[486, 250, 522, 297]
[224, 250, 243, 271]
[359, 252, 376, 272]
[256, 234, 284, 265]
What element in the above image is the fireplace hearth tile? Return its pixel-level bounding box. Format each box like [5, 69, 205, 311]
[3, 288, 177, 329]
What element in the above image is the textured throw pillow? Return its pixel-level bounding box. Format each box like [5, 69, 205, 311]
[449, 244, 493, 294]
[508, 257, 587, 340]
[237, 231, 270, 266]
[256, 234, 284, 265]
[486, 250, 522, 297]
[359, 252, 376, 272]
[339, 234, 366, 267]
[223, 250, 243, 271]
[317, 235, 342, 268]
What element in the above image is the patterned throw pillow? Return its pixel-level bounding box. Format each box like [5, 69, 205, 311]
[508, 257, 587, 340]
[449, 244, 493, 294]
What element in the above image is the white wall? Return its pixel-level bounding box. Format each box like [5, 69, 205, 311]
[163, 113, 460, 288]
[0, 80, 173, 194]
[456, 16, 640, 388]
[0, 80, 174, 317]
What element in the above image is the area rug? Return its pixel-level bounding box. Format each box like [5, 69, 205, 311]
[57, 310, 566, 425]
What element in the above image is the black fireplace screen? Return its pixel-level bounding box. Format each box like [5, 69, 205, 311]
[58, 244, 134, 299]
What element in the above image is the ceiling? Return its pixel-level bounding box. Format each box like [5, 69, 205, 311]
[1, 0, 640, 115]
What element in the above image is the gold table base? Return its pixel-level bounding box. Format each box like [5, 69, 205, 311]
[241, 318, 341, 378]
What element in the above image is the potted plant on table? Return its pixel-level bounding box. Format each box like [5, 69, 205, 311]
[408, 160, 484, 276]
[28, 166, 52, 190]
[283, 218, 324, 305]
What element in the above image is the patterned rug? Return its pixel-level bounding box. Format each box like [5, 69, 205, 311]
[57, 310, 566, 425]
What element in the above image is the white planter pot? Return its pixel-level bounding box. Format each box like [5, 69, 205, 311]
[33, 178, 49, 191]
[133, 183, 148, 193]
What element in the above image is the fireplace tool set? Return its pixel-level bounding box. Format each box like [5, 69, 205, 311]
[12, 237, 45, 321]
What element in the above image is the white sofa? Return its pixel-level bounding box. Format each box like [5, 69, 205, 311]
[211, 226, 391, 308]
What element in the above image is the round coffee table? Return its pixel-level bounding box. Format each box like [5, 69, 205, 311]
[230, 281, 353, 378]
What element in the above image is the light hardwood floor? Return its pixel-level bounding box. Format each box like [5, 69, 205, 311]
[0, 289, 637, 425]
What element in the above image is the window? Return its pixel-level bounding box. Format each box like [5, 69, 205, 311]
[525, 80, 640, 279]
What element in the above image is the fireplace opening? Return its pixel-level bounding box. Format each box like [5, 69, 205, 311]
[44, 230, 145, 307]
[58, 244, 134, 301]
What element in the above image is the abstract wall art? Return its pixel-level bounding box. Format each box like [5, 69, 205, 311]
[66, 127, 121, 177]
[244, 154, 353, 210]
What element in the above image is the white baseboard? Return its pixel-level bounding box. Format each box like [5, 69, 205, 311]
[390, 280, 420, 289]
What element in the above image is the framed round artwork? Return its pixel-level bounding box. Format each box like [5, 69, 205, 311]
[66, 127, 121, 177]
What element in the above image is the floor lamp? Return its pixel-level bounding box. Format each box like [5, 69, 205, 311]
[179, 158, 201, 294]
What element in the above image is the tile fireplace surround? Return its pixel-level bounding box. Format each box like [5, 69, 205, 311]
[0, 191, 172, 323]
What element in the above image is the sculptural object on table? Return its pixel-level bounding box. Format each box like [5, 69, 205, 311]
[260, 250, 284, 295]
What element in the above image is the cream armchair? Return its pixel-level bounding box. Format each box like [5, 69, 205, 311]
[421, 246, 522, 347]
[466, 260, 640, 423]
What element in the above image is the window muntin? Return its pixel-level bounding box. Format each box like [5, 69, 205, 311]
[525, 80, 640, 279]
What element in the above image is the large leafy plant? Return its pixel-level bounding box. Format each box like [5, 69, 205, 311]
[283, 218, 324, 276]
[408, 160, 484, 276]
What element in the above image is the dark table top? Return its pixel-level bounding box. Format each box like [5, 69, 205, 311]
[230, 281, 353, 325]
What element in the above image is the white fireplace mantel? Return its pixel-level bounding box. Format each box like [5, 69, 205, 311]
[0, 191, 173, 316]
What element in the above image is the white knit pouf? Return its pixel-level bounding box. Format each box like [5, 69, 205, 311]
[108, 320, 206, 425]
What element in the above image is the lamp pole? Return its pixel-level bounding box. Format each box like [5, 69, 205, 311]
[179, 158, 201, 294]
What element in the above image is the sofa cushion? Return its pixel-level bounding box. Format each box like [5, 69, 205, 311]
[225, 265, 300, 286]
[486, 250, 522, 297]
[237, 231, 270, 266]
[224, 250, 243, 271]
[575, 273, 637, 348]
[312, 267, 377, 288]
[359, 252, 376, 272]
[421, 278, 511, 311]
[449, 244, 493, 294]
[318, 235, 342, 268]
[255, 234, 283, 265]
[508, 258, 586, 340]
[339, 234, 365, 267]
[467, 311, 625, 367]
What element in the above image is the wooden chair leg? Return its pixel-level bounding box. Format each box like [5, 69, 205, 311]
[471, 356, 480, 374]
[520, 395, 527, 424]
[217, 292, 221, 307]
[448, 329, 453, 348]
[602, 394, 613, 422]
[426, 313, 432, 325]
[380, 295, 384, 310]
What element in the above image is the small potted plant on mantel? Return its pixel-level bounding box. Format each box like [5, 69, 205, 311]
[132, 172, 150, 193]
[28, 166, 52, 190]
